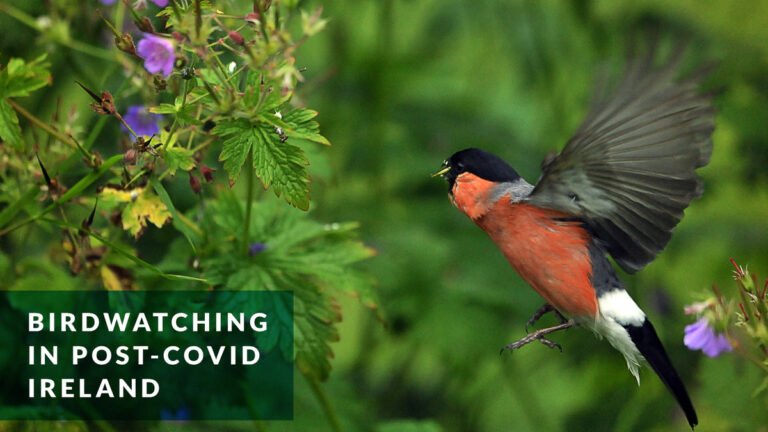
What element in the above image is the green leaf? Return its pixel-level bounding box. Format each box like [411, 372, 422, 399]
[214, 119, 311, 209]
[0, 99, 22, 149]
[242, 71, 291, 111]
[251, 126, 311, 210]
[292, 274, 339, 381]
[99, 187, 171, 237]
[260, 108, 331, 145]
[163, 146, 196, 175]
[150, 99, 198, 126]
[214, 119, 253, 186]
[201, 196, 377, 380]
[0, 54, 51, 98]
[152, 180, 202, 252]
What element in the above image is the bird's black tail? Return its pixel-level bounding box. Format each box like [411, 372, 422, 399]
[625, 319, 698, 429]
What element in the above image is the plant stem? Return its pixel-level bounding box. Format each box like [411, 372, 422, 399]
[304, 372, 343, 432]
[243, 148, 255, 255]
[8, 99, 91, 159]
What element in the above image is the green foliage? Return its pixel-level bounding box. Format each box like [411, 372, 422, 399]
[0, 54, 50, 148]
[2, 0, 768, 430]
[214, 103, 329, 209]
[0, 54, 50, 98]
[202, 193, 376, 379]
[0, 0, 374, 429]
[162, 146, 196, 175]
[0, 99, 22, 148]
[215, 117, 312, 210]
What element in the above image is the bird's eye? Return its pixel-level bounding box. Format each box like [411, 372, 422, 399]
[456, 162, 466, 171]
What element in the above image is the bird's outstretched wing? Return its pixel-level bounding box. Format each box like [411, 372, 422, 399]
[528, 48, 715, 274]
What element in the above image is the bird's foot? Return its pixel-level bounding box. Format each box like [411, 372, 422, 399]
[525, 303, 568, 333]
[502, 320, 576, 353]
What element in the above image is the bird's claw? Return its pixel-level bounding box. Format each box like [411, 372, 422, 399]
[502, 320, 575, 354]
[525, 303, 568, 333]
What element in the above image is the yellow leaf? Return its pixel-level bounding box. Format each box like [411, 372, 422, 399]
[100, 187, 143, 209]
[100, 265, 123, 291]
[109, 188, 172, 237]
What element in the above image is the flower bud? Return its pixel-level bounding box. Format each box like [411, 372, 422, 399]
[245, 12, 260, 26]
[189, 172, 202, 194]
[115, 33, 136, 56]
[124, 148, 138, 165]
[199, 164, 215, 183]
[136, 16, 155, 33]
[228, 31, 245, 46]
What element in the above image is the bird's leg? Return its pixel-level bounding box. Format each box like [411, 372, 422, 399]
[525, 303, 568, 333]
[503, 319, 576, 352]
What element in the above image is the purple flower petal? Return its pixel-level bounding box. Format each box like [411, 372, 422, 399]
[136, 34, 175, 77]
[249, 243, 267, 256]
[100, 0, 117, 5]
[123, 105, 162, 137]
[702, 333, 733, 357]
[683, 319, 711, 349]
[684, 318, 732, 358]
[151, 0, 169, 6]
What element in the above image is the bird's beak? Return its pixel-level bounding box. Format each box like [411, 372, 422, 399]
[431, 166, 450, 178]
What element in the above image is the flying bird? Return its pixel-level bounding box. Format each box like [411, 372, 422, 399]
[434, 48, 714, 429]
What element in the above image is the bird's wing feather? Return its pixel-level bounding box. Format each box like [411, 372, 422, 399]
[528, 48, 715, 273]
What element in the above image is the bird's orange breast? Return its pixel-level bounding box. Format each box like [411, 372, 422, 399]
[476, 198, 598, 318]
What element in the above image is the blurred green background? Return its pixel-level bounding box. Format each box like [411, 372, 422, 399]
[2, 0, 768, 431]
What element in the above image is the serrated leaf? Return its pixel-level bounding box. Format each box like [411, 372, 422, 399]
[251, 126, 310, 210]
[0, 54, 51, 98]
[291, 273, 339, 380]
[100, 187, 171, 237]
[214, 119, 253, 186]
[164, 147, 196, 175]
[99, 187, 138, 208]
[201, 196, 376, 379]
[150, 99, 197, 126]
[214, 119, 311, 209]
[261, 109, 331, 145]
[0, 99, 22, 148]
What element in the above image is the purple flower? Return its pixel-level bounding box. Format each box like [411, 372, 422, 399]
[136, 34, 175, 77]
[151, 0, 169, 6]
[684, 318, 732, 357]
[160, 407, 189, 420]
[123, 105, 162, 137]
[100, 0, 117, 5]
[249, 243, 267, 256]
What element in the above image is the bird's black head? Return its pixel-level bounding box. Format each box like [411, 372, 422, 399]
[434, 148, 520, 190]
